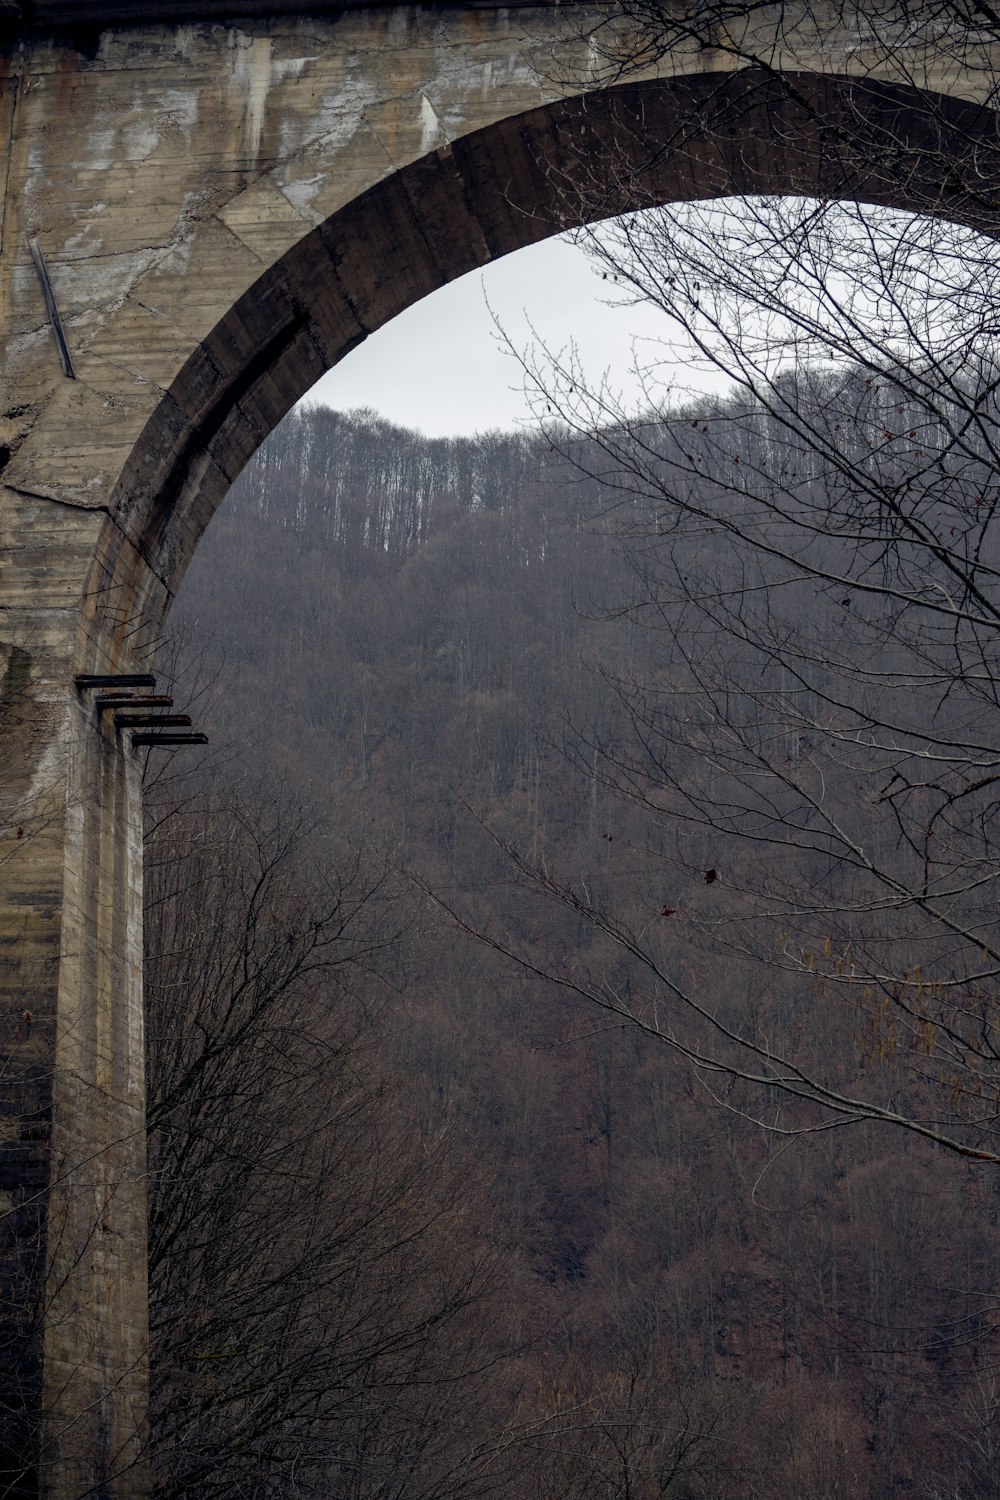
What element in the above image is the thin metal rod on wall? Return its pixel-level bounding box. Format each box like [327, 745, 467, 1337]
[29, 235, 75, 379]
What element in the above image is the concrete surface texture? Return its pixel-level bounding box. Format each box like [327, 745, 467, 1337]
[0, 3, 998, 1495]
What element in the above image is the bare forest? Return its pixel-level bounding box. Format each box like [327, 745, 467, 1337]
[149, 383, 1000, 1498]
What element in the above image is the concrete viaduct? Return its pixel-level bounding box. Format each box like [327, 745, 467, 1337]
[1, 0, 999, 1493]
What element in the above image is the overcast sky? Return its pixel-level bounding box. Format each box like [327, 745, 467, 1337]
[306, 232, 724, 437]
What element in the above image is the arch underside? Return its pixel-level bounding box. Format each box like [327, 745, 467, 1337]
[87, 65, 1000, 664]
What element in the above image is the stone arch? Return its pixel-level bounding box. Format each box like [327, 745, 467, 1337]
[82, 66, 1000, 668]
[6, 22, 1000, 1495]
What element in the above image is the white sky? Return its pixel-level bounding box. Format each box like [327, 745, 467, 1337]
[305, 233, 722, 437]
[305, 202, 983, 438]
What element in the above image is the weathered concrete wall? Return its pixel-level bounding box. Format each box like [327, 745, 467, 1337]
[1, 3, 999, 1495]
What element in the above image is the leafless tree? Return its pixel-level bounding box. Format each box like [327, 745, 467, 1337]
[143, 785, 518, 1498]
[465, 2, 1000, 1168]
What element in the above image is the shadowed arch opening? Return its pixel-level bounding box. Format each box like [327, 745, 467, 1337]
[81, 65, 1000, 665]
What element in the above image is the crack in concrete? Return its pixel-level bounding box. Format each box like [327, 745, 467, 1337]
[205, 207, 274, 272]
[360, 110, 403, 171]
[52, 246, 174, 267]
[5, 482, 112, 518]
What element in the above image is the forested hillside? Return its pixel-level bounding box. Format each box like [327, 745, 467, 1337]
[147, 401, 1000, 1499]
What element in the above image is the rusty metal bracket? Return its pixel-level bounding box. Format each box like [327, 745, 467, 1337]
[75, 674, 157, 691]
[95, 694, 173, 712]
[113, 713, 192, 731]
[30, 235, 75, 379]
[131, 733, 208, 748]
